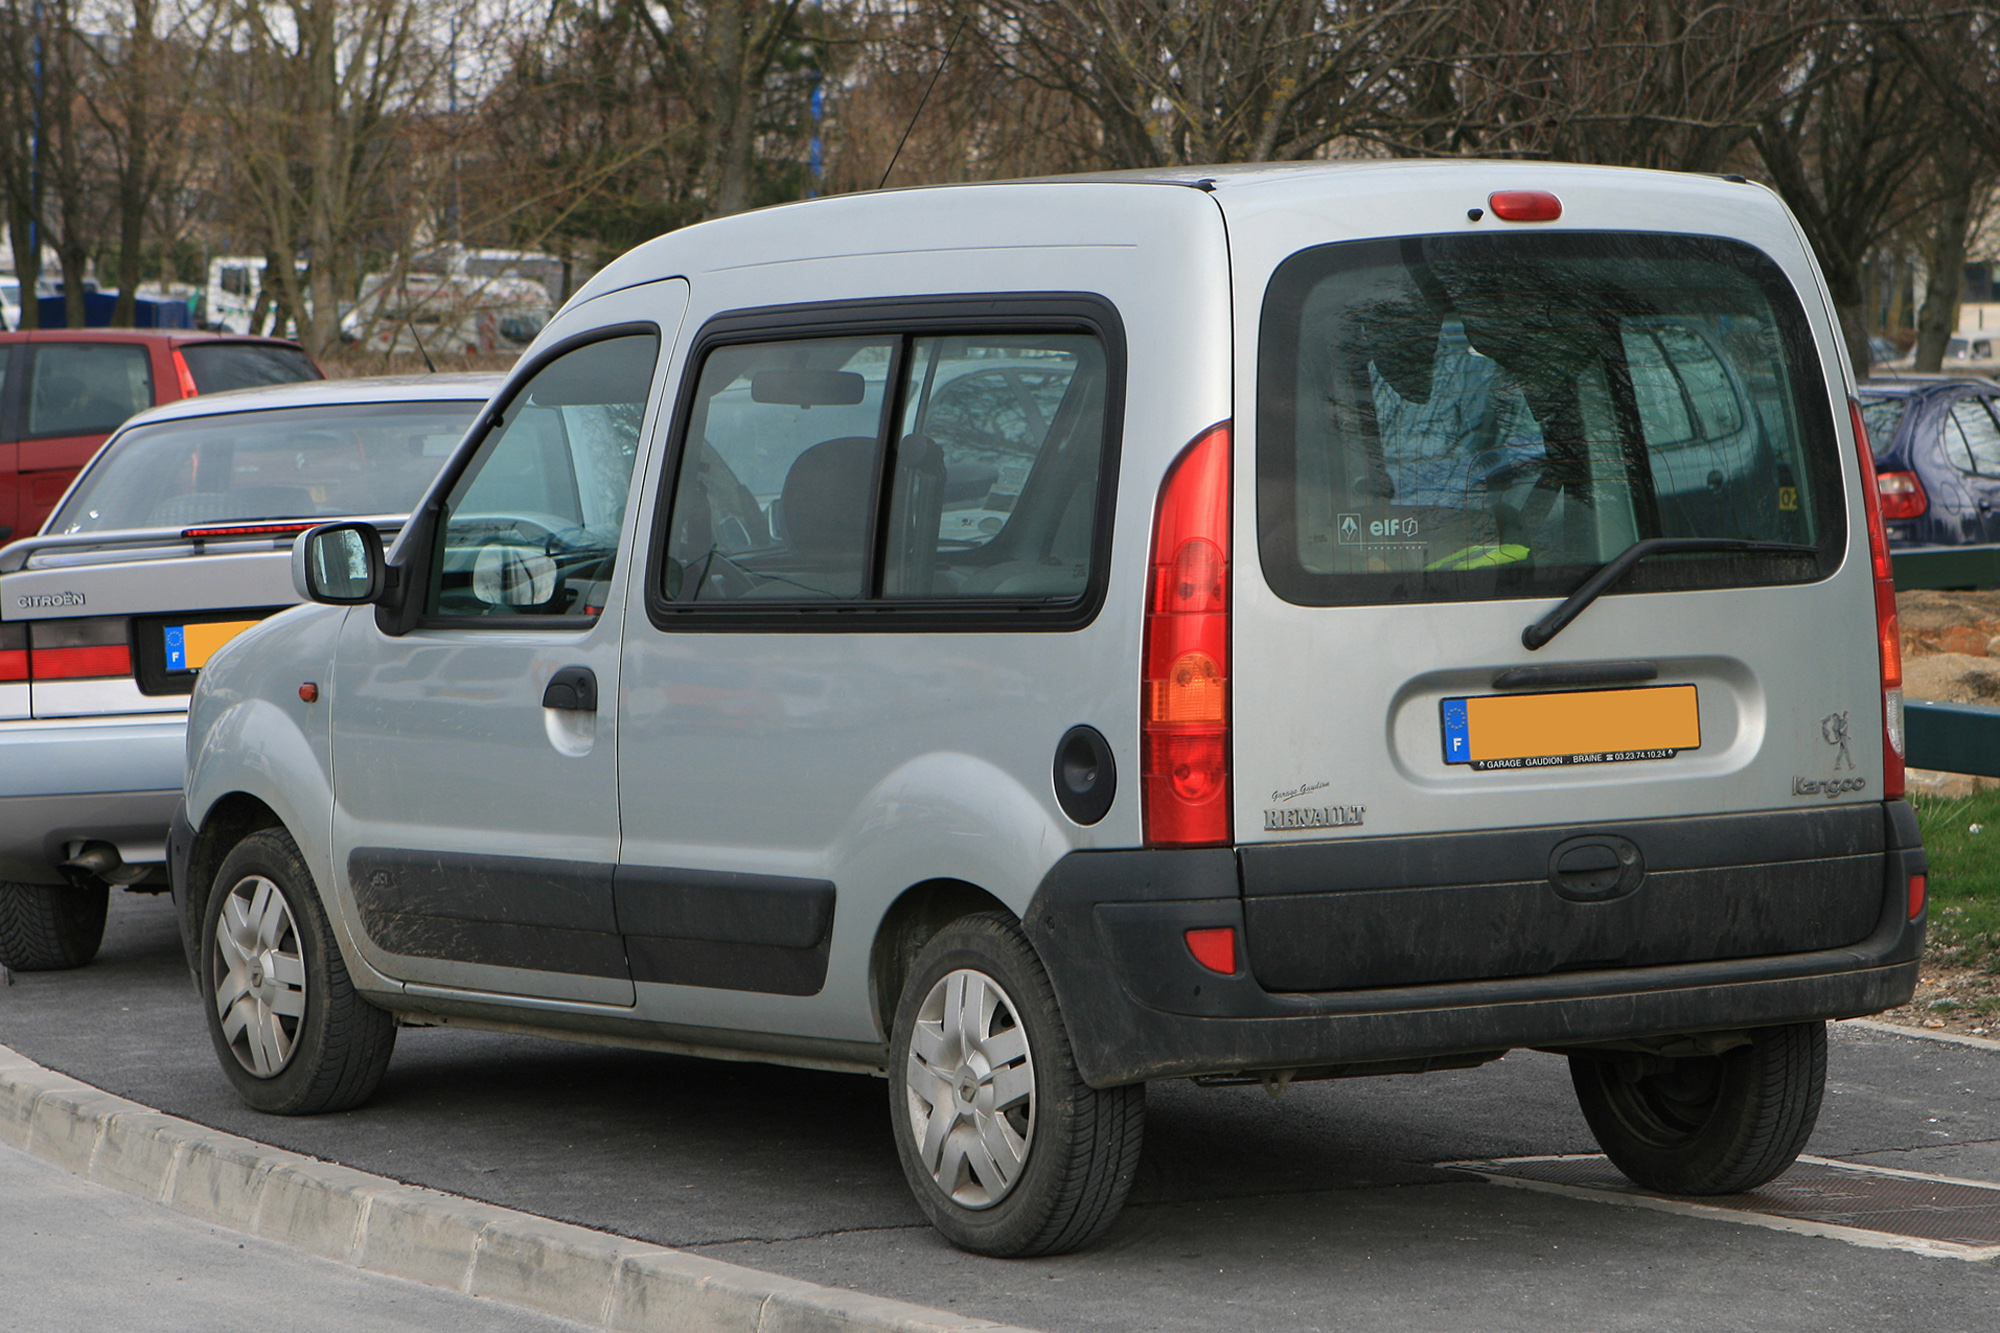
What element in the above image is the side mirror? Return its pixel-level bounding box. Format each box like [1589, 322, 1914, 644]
[293, 522, 386, 605]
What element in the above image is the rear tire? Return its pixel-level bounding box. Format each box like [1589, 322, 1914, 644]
[0, 880, 109, 970]
[200, 828, 394, 1114]
[1569, 1022, 1826, 1195]
[888, 912, 1145, 1256]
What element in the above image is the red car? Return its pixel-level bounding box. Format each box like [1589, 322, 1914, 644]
[0, 330, 320, 542]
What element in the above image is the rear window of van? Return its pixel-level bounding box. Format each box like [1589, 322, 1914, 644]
[180, 343, 320, 393]
[1256, 232, 1842, 606]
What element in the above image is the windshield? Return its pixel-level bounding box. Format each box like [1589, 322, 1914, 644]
[49, 399, 478, 533]
[1257, 232, 1840, 606]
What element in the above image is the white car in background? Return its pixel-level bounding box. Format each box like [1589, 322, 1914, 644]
[0, 373, 501, 971]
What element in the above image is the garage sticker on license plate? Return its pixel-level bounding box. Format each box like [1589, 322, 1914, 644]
[164, 620, 260, 674]
[1441, 684, 1700, 771]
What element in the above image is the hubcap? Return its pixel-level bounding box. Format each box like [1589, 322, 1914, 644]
[211, 874, 306, 1078]
[903, 968, 1035, 1209]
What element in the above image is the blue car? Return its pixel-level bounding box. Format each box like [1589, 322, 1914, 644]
[1857, 376, 2000, 546]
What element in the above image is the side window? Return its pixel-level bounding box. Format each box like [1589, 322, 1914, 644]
[27, 343, 154, 438]
[667, 335, 893, 601]
[890, 335, 1106, 597]
[1949, 400, 2000, 475]
[659, 326, 1110, 609]
[430, 333, 657, 619]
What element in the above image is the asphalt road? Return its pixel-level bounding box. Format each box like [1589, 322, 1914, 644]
[4, 890, 1999, 1333]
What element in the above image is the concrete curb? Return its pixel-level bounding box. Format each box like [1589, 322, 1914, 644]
[0, 1042, 1038, 1333]
[1839, 1017, 2000, 1053]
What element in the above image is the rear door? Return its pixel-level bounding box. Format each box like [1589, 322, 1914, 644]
[1226, 180, 1881, 992]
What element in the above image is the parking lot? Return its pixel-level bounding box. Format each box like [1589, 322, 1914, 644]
[4, 890, 1997, 1332]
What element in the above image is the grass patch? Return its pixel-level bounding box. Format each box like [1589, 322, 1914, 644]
[1910, 789, 2000, 968]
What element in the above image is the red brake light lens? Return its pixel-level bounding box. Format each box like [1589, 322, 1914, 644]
[1850, 397, 1903, 798]
[30, 644, 133, 679]
[171, 349, 199, 399]
[1143, 423, 1232, 847]
[1875, 471, 1926, 520]
[1488, 190, 1562, 222]
[1908, 873, 1926, 919]
[182, 522, 320, 540]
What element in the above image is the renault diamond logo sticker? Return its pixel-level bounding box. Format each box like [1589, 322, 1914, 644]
[1338, 513, 1361, 544]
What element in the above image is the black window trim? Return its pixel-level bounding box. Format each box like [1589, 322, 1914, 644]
[642, 292, 1127, 636]
[380, 320, 663, 636]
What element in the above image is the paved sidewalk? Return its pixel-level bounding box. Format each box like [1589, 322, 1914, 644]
[0, 1041, 1037, 1333]
[0, 1140, 596, 1333]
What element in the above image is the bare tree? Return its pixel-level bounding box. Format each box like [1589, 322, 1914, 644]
[951, 0, 1455, 170]
[207, 0, 464, 355]
[1382, 0, 1824, 172]
[623, 0, 809, 218]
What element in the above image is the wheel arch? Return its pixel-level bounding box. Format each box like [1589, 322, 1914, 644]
[178, 792, 285, 976]
[869, 878, 1013, 1040]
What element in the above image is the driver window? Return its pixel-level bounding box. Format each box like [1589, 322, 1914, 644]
[430, 333, 658, 619]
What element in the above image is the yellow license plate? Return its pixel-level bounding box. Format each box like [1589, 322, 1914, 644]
[164, 620, 260, 674]
[1440, 684, 1700, 771]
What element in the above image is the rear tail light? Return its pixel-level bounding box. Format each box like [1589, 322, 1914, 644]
[1850, 398, 1904, 798]
[1875, 470, 1927, 520]
[1143, 423, 1232, 847]
[171, 349, 199, 399]
[27, 618, 133, 680]
[1908, 873, 1926, 919]
[0, 623, 25, 682]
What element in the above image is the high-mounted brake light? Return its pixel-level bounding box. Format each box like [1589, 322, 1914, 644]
[171, 349, 199, 400]
[1488, 190, 1562, 222]
[1143, 423, 1232, 847]
[1850, 398, 1904, 798]
[182, 522, 320, 540]
[1875, 470, 1926, 521]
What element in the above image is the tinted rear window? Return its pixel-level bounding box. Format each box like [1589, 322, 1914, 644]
[1257, 232, 1841, 607]
[27, 342, 154, 437]
[49, 400, 476, 533]
[179, 343, 321, 393]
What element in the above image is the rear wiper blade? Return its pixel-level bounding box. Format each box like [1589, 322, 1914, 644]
[1522, 537, 1819, 651]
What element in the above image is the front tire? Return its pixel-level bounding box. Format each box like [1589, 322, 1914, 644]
[200, 828, 394, 1114]
[1569, 1022, 1826, 1195]
[0, 880, 108, 970]
[888, 912, 1144, 1256]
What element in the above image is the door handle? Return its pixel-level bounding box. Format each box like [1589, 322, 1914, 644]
[542, 665, 598, 712]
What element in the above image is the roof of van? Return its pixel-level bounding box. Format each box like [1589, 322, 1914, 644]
[566, 159, 1778, 310]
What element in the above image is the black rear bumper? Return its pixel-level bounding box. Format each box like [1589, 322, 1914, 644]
[1023, 802, 1925, 1087]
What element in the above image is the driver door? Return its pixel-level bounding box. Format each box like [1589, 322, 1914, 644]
[329, 285, 684, 1003]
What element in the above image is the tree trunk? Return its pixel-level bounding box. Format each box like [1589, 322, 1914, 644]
[1915, 126, 1978, 373]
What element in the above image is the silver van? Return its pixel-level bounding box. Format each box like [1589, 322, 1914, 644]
[172, 163, 1924, 1257]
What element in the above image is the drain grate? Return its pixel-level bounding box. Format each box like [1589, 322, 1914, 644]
[1451, 1154, 2000, 1255]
